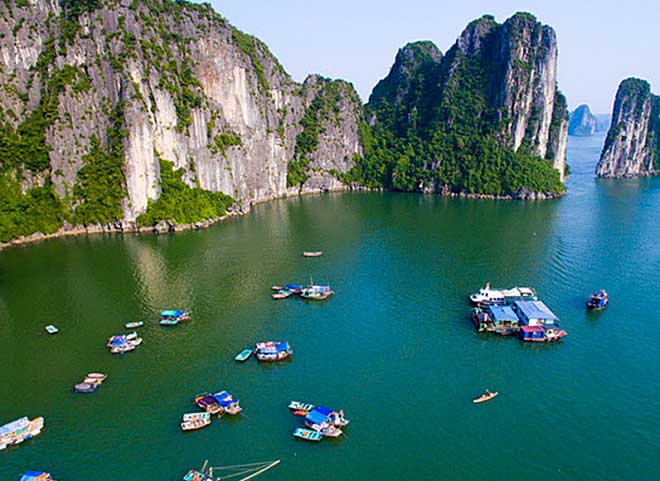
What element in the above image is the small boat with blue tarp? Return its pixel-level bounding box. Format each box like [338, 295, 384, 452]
[194, 394, 224, 416]
[234, 349, 253, 362]
[255, 341, 292, 362]
[293, 428, 323, 442]
[160, 310, 190, 326]
[107, 332, 142, 353]
[304, 406, 348, 437]
[587, 290, 608, 310]
[20, 472, 55, 481]
[0, 417, 44, 451]
[213, 391, 242, 415]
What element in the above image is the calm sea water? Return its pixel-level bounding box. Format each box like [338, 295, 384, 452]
[2, 134, 660, 481]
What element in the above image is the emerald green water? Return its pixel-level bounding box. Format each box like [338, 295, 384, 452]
[2, 134, 660, 480]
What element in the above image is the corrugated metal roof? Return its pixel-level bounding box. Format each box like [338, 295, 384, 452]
[488, 305, 519, 322]
[515, 300, 558, 321]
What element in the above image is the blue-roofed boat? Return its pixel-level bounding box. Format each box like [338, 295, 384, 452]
[234, 349, 253, 362]
[305, 406, 348, 437]
[160, 310, 190, 326]
[107, 332, 142, 353]
[587, 290, 608, 310]
[513, 300, 559, 326]
[255, 341, 292, 362]
[213, 391, 242, 415]
[293, 428, 323, 442]
[519, 325, 567, 342]
[0, 417, 44, 451]
[20, 472, 54, 481]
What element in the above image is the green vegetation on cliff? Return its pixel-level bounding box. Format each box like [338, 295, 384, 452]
[137, 158, 234, 226]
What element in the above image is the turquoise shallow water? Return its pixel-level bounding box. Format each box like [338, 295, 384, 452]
[2, 133, 660, 480]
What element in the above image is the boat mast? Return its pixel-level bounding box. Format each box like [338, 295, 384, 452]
[239, 460, 280, 481]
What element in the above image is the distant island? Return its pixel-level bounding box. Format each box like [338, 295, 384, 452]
[568, 105, 609, 136]
[0, 1, 569, 247]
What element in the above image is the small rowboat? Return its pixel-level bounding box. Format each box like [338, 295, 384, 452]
[292, 428, 323, 442]
[303, 251, 323, 257]
[234, 349, 253, 362]
[86, 373, 106, 379]
[473, 391, 498, 404]
[289, 401, 314, 412]
[125, 321, 144, 329]
[181, 417, 211, 431]
[272, 289, 294, 300]
[45, 325, 58, 335]
[182, 412, 211, 423]
[73, 382, 97, 393]
[293, 410, 308, 416]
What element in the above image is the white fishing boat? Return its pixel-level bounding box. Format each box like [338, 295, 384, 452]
[181, 416, 211, 431]
[182, 412, 211, 423]
[303, 251, 323, 257]
[288, 401, 314, 412]
[125, 321, 144, 329]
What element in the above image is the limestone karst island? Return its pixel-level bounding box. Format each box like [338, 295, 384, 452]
[1, 1, 659, 481]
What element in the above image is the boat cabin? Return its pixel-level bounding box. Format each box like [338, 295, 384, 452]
[501, 287, 537, 303]
[514, 300, 559, 326]
[519, 325, 545, 341]
[487, 305, 520, 335]
[20, 472, 53, 481]
[469, 282, 505, 306]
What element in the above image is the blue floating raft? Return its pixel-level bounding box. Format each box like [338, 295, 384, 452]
[293, 428, 322, 442]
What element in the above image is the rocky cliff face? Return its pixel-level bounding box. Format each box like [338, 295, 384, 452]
[363, 12, 568, 194]
[0, 0, 362, 237]
[568, 105, 598, 136]
[596, 78, 660, 177]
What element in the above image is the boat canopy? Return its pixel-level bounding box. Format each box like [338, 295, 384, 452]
[520, 325, 544, 333]
[314, 405, 333, 416]
[488, 305, 519, 322]
[161, 310, 184, 317]
[20, 472, 50, 481]
[0, 417, 28, 435]
[213, 391, 235, 407]
[305, 408, 329, 426]
[198, 395, 218, 407]
[257, 342, 289, 353]
[515, 301, 558, 321]
[285, 283, 303, 290]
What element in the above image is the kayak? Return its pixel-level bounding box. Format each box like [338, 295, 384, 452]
[473, 391, 498, 404]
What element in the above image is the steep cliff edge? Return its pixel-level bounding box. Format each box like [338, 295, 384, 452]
[569, 105, 598, 136]
[348, 12, 568, 196]
[0, 0, 363, 243]
[596, 78, 660, 177]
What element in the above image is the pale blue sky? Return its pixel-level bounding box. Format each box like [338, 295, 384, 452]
[202, 0, 659, 114]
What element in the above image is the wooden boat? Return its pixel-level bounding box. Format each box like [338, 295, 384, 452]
[289, 401, 314, 412]
[0, 417, 44, 450]
[292, 428, 323, 442]
[125, 321, 144, 329]
[473, 390, 498, 404]
[183, 460, 280, 481]
[86, 373, 107, 379]
[181, 417, 211, 431]
[182, 412, 211, 422]
[318, 425, 343, 437]
[303, 251, 323, 257]
[73, 382, 97, 393]
[45, 325, 58, 335]
[213, 391, 242, 415]
[272, 289, 294, 300]
[234, 349, 253, 362]
[255, 341, 292, 362]
[305, 406, 349, 430]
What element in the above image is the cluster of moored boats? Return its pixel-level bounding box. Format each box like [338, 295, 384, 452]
[271, 283, 334, 301]
[72, 373, 107, 393]
[107, 331, 143, 353]
[469, 283, 568, 342]
[289, 402, 349, 442]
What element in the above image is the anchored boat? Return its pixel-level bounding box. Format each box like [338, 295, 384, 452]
[160, 310, 190, 326]
[293, 428, 323, 442]
[181, 412, 211, 431]
[194, 394, 224, 416]
[469, 282, 537, 306]
[255, 341, 292, 362]
[183, 459, 280, 481]
[213, 391, 242, 415]
[44, 325, 58, 335]
[73, 373, 107, 393]
[288, 401, 314, 412]
[303, 251, 323, 257]
[304, 406, 349, 437]
[234, 349, 253, 362]
[587, 290, 608, 310]
[0, 417, 44, 450]
[107, 333, 143, 353]
[125, 320, 144, 329]
[299, 285, 334, 301]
